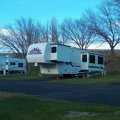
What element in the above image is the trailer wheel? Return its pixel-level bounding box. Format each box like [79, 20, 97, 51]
[81, 73, 88, 78]
[63, 74, 75, 78]
[0, 71, 3, 75]
[77, 73, 82, 78]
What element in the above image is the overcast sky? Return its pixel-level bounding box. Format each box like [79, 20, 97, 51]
[0, 0, 102, 27]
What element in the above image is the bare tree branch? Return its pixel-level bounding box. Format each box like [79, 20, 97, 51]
[0, 17, 49, 58]
[84, 1, 120, 55]
[50, 17, 59, 43]
[61, 18, 95, 49]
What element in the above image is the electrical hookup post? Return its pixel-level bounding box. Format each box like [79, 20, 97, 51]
[3, 59, 9, 75]
[102, 68, 107, 76]
[38, 64, 42, 77]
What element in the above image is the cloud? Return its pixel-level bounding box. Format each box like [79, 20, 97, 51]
[68, 42, 120, 50]
[88, 43, 120, 50]
[0, 29, 10, 36]
[88, 43, 110, 49]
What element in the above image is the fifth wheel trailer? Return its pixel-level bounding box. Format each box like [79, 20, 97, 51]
[0, 55, 26, 74]
[27, 42, 105, 76]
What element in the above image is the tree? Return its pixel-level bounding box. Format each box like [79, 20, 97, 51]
[0, 17, 49, 58]
[112, 0, 120, 11]
[36, 23, 49, 43]
[111, 0, 120, 22]
[84, 0, 120, 55]
[50, 17, 59, 43]
[61, 19, 95, 49]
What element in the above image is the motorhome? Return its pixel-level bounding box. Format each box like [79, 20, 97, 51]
[0, 55, 26, 74]
[27, 42, 105, 77]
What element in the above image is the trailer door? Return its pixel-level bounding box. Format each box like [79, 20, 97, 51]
[81, 54, 88, 70]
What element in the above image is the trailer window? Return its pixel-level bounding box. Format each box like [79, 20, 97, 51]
[51, 47, 56, 53]
[10, 62, 16, 65]
[18, 63, 23, 67]
[82, 55, 87, 62]
[98, 56, 103, 64]
[89, 55, 95, 64]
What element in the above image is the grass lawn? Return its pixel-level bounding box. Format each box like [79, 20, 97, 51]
[0, 73, 55, 80]
[0, 73, 59, 81]
[53, 73, 120, 85]
[0, 72, 120, 85]
[0, 92, 120, 120]
[0, 73, 40, 80]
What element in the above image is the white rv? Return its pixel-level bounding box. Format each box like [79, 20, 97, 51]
[0, 56, 26, 74]
[27, 42, 105, 77]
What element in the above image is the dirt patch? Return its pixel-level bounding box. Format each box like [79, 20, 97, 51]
[114, 111, 120, 116]
[0, 92, 15, 100]
[65, 110, 120, 118]
[65, 111, 99, 118]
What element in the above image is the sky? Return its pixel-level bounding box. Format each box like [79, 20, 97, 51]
[1, 0, 120, 49]
[0, 0, 102, 27]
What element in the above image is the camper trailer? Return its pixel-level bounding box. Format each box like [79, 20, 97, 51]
[0, 56, 26, 74]
[27, 42, 105, 76]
